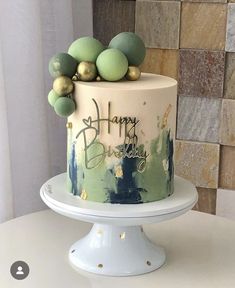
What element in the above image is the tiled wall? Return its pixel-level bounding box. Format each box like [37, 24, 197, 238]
[93, 0, 235, 217]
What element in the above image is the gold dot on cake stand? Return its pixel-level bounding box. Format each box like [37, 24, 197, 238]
[97, 264, 103, 268]
[146, 261, 151, 266]
[120, 232, 126, 240]
[66, 122, 73, 129]
[97, 229, 103, 236]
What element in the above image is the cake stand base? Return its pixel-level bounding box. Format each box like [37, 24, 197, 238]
[40, 173, 198, 277]
[69, 223, 165, 276]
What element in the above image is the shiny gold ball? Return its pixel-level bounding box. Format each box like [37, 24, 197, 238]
[125, 66, 141, 81]
[77, 61, 97, 81]
[66, 122, 73, 129]
[72, 74, 79, 81]
[53, 76, 74, 96]
[96, 76, 102, 81]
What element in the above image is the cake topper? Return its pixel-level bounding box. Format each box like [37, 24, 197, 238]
[47, 32, 146, 118]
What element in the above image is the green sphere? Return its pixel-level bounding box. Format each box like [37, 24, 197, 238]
[49, 53, 78, 78]
[109, 32, 146, 66]
[54, 97, 76, 117]
[96, 48, 128, 81]
[68, 37, 104, 63]
[48, 89, 60, 107]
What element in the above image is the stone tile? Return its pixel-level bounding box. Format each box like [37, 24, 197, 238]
[180, 3, 227, 50]
[216, 188, 235, 220]
[182, 0, 227, 4]
[179, 49, 225, 98]
[219, 145, 235, 190]
[193, 188, 217, 215]
[135, 1, 180, 49]
[225, 4, 235, 52]
[220, 99, 235, 146]
[93, 0, 135, 46]
[140, 48, 179, 80]
[177, 97, 221, 143]
[137, 0, 180, 1]
[175, 140, 220, 188]
[224, 53, 235, 99]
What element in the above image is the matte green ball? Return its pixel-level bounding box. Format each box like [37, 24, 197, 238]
[96, 49, 128, 81]
[48, 89, 60, 107]
[54, 97, 76, 117]
[109, 32, 146, 66]
[68, 37, 104, 63]
[49, 53, 78, 78]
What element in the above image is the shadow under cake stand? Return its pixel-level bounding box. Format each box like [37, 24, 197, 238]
[40, 173, 198, 276]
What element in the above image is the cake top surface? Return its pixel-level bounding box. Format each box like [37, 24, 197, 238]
[75, 73, 177, 91]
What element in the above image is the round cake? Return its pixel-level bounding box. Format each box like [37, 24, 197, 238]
[66, 73, 177, 203]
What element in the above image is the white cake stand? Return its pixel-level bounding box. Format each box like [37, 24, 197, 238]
[40, 173, 197, 276]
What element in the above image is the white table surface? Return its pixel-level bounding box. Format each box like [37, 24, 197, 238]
[1, 209, 235, 288]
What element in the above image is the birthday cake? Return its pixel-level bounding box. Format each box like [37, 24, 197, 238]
[48, 32, 177, 204]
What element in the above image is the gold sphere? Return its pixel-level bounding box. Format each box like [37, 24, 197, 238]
[126, 66, 141, 81]
[77, 61, 97, 81]
[53, 76, 74, 96]
[66, 122, 73, 129]
[72, 74, 79, 81]
[96, 76, 102, 81]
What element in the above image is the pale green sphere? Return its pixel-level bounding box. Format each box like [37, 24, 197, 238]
[54, 97, 76, 117]
[48, 89, 60, 107]
[68, 37, 104, 63]
[96, 48, 128, 81]
[49, 53, 78, 78]
[109, 32, 146, 66]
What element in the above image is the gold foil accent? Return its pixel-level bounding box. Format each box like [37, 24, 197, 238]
[115, 165, 123, 178]
[120, 232, 126, 240]
[66, 122, 73, 129]
[161, 104, 172, 129]
[80, 189, 88, 200]
[97, 264, 103, 268]
[146, 261, 151, 266]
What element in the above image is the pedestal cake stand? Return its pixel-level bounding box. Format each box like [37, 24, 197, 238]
[40, 173, 198, 276]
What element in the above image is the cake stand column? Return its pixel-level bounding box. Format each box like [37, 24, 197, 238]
[69, 223, 166, 276]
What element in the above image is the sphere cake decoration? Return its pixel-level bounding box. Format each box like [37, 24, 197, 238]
[96, 48, 128, 81]
[54, 97, 76, 117]
[47, 32, 146, 118]
[49, 53, 78, 78]
[68, 36, 104, 63]
[126, 66, 141, 81]
[109, 32, 146, 66]
[48, 89, 60, 107]
[53, 76, 74, 96]
[77, 61, 97, 81]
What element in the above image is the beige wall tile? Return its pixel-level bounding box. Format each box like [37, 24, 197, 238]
[140, 48, 179, 79]
[175, 140, 220, 188]
[224, 53, 235, 99]
[219, 146, 235, 190]
[216, 188, 235, 220]
[177, 96, 221, 143]
[135, 1, 180, 48]
[182, 0, 227, 2]
[225, 4, 235, 52]
[93, 0, 135, 46]
[220, 99, 235, 146]
[193, 188, 217, 215]
[180, 3, 227, 50]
